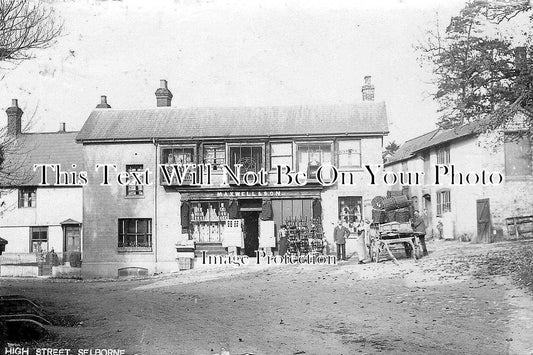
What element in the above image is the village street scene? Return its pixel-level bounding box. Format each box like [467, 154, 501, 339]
[0, 0, 533, 354]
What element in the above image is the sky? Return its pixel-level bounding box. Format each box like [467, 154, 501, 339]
[0, 0, 469, 144]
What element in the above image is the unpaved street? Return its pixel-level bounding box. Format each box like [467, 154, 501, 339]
[2, 239, 533, 355]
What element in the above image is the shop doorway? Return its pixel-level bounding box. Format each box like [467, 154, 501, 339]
[242, 211, 260, 257]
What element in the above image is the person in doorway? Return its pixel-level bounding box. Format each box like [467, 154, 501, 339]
[334, 220, 350, 261]
[412, 210, 428, 256]
[277, 225, 288, 256]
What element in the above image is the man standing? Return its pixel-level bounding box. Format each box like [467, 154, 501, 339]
[334, 220, 350, 261]
[412, 210, 428, 256]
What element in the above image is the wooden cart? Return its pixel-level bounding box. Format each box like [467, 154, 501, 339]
[369, 224, 422, 264]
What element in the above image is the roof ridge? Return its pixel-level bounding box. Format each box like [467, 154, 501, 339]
[401, 128, 440, 144]
[20, 131, 79, 135]
[91, 101, 387, 112]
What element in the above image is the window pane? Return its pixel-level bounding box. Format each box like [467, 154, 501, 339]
[229, 146, 263, 173]
[203, 145, 226, 170]
[118, 219, 152, 248]
[126, 165, 143, 196]
[127, 220, 136, 234]
[338, 140, 361, 167]
[297, 143, 332, 176]
[162, 148, 194, 164]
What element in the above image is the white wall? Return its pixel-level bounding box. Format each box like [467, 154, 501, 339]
[0, 187, 82, 253]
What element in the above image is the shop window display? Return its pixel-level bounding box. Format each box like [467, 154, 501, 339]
[338, 196, 362, 233]
[190, 201, 229, 243]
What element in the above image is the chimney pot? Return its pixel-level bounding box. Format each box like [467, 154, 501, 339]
[6, 98, 23, 136]
[362, 75, 375, 101]
[96, 95, 111, 108]
[59, 122, 66, 132]
[155, 79, 173, 107]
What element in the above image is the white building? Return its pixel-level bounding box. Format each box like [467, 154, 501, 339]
[385, 117, 533, 242]
[0, 99, 83, 265]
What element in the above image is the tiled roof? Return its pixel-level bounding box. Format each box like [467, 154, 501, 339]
[0, 132, 83, 186]
[385, 121, 484, 165]
[76, 103, 389, 142]
[385, 129, 439, 165]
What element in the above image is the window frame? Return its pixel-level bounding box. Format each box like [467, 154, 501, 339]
[338, 196, 363, 234]
[160, 144, 198, 185]
[436, 145, 450, 165]
[295, 141, 334, 180]
[118, 218, 153, 252]
[125, 164, 144, 197]
[30, 226, 48, 253]
[227, 142, 266, 175]
[18, 187, 36, 208]
[337, 139, 362, 169]
[436, 189, 451, 217]
[202, 143, 227, 173]
[270, 141, 293, 171]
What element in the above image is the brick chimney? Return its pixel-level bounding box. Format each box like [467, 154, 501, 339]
[155, 79, 173, 107]
[361, 75, 375, 101]
[96, 95, 111, 108]
[59, 122, 66, 132]
[6, 99, 23, 136]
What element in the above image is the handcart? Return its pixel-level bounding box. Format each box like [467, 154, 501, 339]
[369, 222, 422, 264]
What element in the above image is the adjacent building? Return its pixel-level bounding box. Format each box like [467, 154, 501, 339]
[76, 78, 389, 277]
[385, 114, 533, 242]
[0, 99, 83, 265]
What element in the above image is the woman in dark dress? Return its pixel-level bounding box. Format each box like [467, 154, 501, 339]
[278, 225, 288, 256]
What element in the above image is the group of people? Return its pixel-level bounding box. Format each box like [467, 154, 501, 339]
[334, 210, 429, 263]
[333, 218, 371, 263]
[275, 209, 429, 262]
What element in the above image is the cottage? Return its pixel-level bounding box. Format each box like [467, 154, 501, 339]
[76, 78, 389, 278]
[385, 116, 533, 242]
[0, 99, 83, 271]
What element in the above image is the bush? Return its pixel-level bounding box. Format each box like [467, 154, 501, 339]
[69, 252, 82, 268]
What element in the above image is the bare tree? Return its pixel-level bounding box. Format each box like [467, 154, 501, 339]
[0, 0, 62, 64]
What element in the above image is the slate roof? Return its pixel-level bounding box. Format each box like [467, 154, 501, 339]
[385, 121, 485, 166]
[76, 103, 389, 142]
[0, 131, 83, 186]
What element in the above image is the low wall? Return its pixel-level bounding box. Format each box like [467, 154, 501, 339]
[0, 264, 39, 277]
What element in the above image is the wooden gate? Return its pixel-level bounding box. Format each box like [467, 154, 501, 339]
[476, 199, 492, 243]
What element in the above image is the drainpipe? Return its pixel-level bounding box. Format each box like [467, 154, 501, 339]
[153, 138, 158, 271]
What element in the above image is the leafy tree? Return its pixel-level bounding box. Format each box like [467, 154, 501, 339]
[417, 0, 532, 135]
[383, 141, 400, 162]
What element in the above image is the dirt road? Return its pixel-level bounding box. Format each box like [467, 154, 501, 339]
[1, 239, 533, 355]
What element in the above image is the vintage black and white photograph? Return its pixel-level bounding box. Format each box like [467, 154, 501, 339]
[0, 0, 532, 354]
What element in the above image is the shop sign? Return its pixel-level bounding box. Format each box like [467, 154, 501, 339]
[215, 190, 282, 197]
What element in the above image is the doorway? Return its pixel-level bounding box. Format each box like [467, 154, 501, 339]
[476, 198, 492, 243]
[63, 224, 81, 263]
[242, 211, 260, 257]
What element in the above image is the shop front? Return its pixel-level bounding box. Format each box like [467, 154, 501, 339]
[177, 187, 323, 256]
